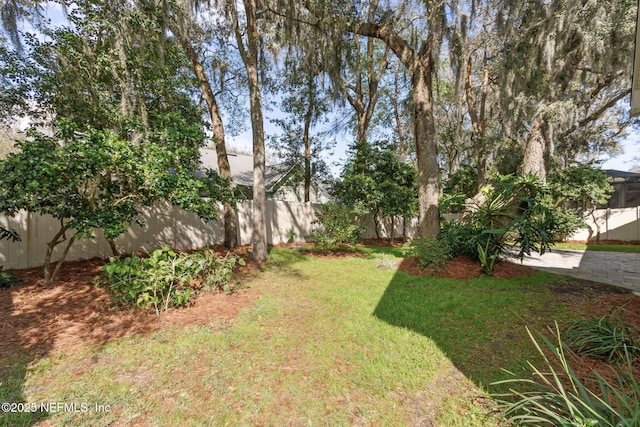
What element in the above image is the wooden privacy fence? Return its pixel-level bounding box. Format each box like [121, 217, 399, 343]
[0, 201, 419, 270]
[0, 201, 323, 270]
[1, 204, 638, 270]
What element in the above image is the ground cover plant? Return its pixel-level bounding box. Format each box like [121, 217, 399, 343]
[99, 247, 245, 314]
[1, 245, 639, 426]
[563, 309, 640, 363]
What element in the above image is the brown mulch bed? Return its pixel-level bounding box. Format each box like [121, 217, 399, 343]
[1, 246, 262, 361]
[397, 255, 535, 280]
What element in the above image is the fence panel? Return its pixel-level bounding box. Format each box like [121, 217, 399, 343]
[0, 201, 325, 270]
[570, 207, 640, 242]
[3, 205, 638, 270]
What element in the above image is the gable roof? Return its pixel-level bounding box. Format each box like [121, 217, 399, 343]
[199, 148, 292, 191]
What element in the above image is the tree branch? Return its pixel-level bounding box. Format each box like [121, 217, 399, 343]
[351, 22, 415, 68]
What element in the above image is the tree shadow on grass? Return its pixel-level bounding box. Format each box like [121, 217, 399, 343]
[371, 259, 567, 393]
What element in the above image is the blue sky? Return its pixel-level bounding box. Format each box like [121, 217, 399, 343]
[599, 132, 640, 171]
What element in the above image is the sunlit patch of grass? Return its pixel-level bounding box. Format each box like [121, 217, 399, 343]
[7, 247, 597, 425]
[553, 242, 640, 253]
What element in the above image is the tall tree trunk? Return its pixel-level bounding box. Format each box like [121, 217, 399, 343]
[465, 52, 489, 190]
[412, 61, 441, 237]
[231, 0, 268, 261]
[352, 1, 444, 237]
[522, 114, 547, 181]
[168, 21, 238, 248]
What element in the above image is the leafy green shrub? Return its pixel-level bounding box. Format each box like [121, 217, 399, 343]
[439, 220, 481, 258]
[548, 164, 614, 241]
[493, 324, 640, 427]
[0, 266, 20, 288]
[443, 164, 478, 200]
[401, 235, 451, 273]
[309, 202, 366, 250]
[549, 209, 586, 242]
[100, 246, 244, 313]
[564, 309, 640, 363]
[442, 174, 557, 273]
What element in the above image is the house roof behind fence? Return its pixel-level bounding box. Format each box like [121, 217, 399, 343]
[199, 148, 291, 191]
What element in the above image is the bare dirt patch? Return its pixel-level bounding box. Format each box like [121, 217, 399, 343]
[1, 246, 261, 361]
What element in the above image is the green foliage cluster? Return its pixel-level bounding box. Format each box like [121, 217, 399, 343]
[331, 140, 417, 238]
[440, 174, 557, 275]
[0, 266, 20, 288]
[100, 247, 244, 313]
[442, 164, 478, 203]
[308, 202, 366, 250]
[548, 164, 614, 241]
[0, 4, 234, 283]
[401, 235, 451, 273]
[0, 118, 233, 282]
[440, 164, 613, 252]
[494, 318, 640, 426]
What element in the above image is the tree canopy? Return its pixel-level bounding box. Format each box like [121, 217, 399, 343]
[0, 0, 636, 254]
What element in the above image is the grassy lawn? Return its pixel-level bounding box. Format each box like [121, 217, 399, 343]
[552, 242, 640, 253]
[2, 247, 597, 426]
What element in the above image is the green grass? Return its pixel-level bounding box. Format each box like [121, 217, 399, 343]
[553, 242, 640, 253]
[2, 247, 597, 426]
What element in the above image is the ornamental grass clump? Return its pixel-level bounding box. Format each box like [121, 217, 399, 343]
[563, 308, 640, 363]
[492, 323, 640, 427]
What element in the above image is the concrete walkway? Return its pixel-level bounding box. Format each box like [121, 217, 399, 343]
[515, 249, 640, 294]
